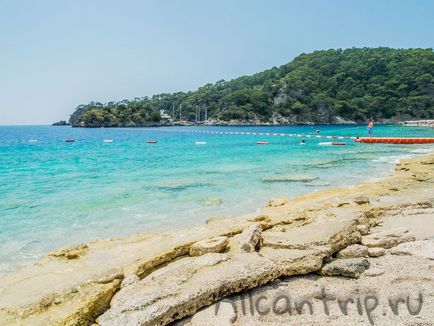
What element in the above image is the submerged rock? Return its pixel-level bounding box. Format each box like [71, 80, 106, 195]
[319, 258, 370, 278]
[361, 227, 415, 249]
[305, 181, 331, 187]
[204, 197, 223, 206]
[262, 174, 319, 183]
[190, 236, 229, 256]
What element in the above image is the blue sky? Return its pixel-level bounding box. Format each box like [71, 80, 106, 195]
[1, 0, 433, 124]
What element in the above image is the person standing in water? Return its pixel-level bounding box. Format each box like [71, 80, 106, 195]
[367, 120, 374, 137]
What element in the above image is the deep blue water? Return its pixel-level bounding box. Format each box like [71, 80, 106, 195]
[0, 124, 433, 274]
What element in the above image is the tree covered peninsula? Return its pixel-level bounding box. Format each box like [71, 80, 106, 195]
[69, 48, 434, 127]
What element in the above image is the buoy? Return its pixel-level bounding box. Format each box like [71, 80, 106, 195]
[357, 137, 434, 144]
[103, 140, 113, 143]
[195, 141, 207, 145]
[257, 141, 269, 145]
[65, 139, 75, 143]
[146, 140, 157, 144]
[28, 139, 38, 143]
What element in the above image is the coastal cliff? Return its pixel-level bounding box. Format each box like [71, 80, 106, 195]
[0, 153, 433, 325]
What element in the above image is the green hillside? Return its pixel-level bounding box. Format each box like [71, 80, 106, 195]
[69, 47, 434, 127]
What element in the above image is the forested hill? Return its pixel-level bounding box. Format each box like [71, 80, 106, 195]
[69, 48, 434, 127]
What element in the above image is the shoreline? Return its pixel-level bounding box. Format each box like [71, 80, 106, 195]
[0, 152, 433, 325]
[1, 146, 425, 277]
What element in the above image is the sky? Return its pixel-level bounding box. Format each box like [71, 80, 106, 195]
[0, 0, 433, 125]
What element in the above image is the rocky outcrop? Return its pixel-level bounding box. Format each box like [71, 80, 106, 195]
[319, 258, 370, 278]
[229, 223, 262, 253]
[97, 250, 324, 325]
[0, 153, 433, 325]
[190, 236, 229, 256]
[48, 243, 89, 259]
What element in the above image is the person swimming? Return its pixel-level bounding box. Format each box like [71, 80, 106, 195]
[300, 139, 306, 145]
[367, 120, 374, 137]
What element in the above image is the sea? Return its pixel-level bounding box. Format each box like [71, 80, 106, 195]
[0, 124, 433, 274]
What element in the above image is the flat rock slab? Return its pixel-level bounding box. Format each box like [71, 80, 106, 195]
[389, 240, 434, 260]
[319, 258, 370, 278]
[261, 214, 361, 254]
[98, 249, 325, 325]
[361, 227, 415, 249]
[190, 236, 229, 256]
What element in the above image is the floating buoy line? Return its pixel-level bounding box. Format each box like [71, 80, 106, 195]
[27, 129, 434, 145]
[145, 128, 357, 140]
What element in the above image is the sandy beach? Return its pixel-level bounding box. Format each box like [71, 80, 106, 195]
[0, 152, 433, 325]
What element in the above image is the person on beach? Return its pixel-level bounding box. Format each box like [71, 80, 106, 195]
[367, 120, 374, 137]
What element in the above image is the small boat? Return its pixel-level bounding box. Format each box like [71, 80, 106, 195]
[103, 140, 113, 143]
[146, 140, 157, 144]
[319, 142, 346, 146]
[28, 139, 38, 143]
[195, 141, 207, 145]
[257, 141, 269, 145]
[65, 139, 75, 143]
[356, 137, 434, 144]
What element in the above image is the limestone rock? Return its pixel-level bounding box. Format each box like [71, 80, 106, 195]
[361, 227, 415, 249]
[97, 250, 324, 325]
[389, 240, 434, 260]
[336, 244, 368, 258]
[368, 247, 386, 257]
[204, 197, 223, 206]
[229, 223, 262, 253]
[267, 197, 289, 207]
[121, 274, 140, 288]
[356, 224, 369, 235]
[261, 214, 361, 254]
[48, 243, 89, 260]
[319, 258, 370, 278]
[190, 236, 229, 256]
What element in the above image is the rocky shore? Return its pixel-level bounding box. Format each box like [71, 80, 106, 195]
[0, 153, 433, 325]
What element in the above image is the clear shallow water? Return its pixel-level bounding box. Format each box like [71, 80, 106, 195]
[0, 125, 433, 274]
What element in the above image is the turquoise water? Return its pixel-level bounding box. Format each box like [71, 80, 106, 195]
[0, 125, 433, 274]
